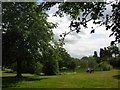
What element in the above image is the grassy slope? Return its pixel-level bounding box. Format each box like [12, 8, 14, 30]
[1, 69, 120, 88]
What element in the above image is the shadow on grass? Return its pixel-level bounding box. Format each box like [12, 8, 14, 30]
[2, 76, 48, 88]
[4, 71, 14, 73]
[113, 75, 120, 80]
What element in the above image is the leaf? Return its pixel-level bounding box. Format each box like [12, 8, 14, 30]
[106, 25, 111, 30]
[90, 29, 95, 34]
[78, 17, 80, 21]
[111, 41, 115, 46]
[76, 30, 79, 33]
[60, 35, 62, 37]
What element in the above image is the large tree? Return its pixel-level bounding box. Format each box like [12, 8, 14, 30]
[2, 2, 57, 76]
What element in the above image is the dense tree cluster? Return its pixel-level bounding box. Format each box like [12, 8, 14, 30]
[79, 45, 120, 71]
[99, 45, 120, 68]
[2, 2, 78, 76]
[2, 2, 59, 76]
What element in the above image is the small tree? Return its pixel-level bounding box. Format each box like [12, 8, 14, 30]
[68, 60, 77, 71]
[42, 45, 59, 75]
[87, 56, 97, 70]
[99, 61, 112, 71]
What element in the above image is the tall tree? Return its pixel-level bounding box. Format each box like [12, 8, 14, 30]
[107, 45, 119, 57]
[93, 51, 98, 57]
[2, 2, 57, 77]
[99, 48, 104, 62]
[99, 47, 111, 62]
[93, 51, 100, 63]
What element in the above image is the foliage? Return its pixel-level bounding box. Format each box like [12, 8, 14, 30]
[93, 51, 98, 57]
[10, 60, 43, 75]
[3, 1, 120, 77]
[79, 56, 97, 69]
[99, 61, 113, 71]
[67, 60, 77, 71]
[2, 2, 58, 76]
[109, 56, 120, 68]
[99, 46, 119, 62]
[57, 47, 71, 69]
[42, 57, 59, 75]
[87, 57, 98, 69]
[107, 45, 119, 57]
[34, 62, 43, 75]
[79, 57, 88, 68]
[99, 48, 110, 62]
[42, 45, 59, 75]
[41, 2, 120, 44]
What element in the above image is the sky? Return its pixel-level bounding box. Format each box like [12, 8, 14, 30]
[47, 3, 115, 59]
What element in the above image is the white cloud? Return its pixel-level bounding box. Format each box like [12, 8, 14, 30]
[47, 4, 115, 59]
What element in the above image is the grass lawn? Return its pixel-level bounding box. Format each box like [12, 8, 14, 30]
[1, 69, 120, 88]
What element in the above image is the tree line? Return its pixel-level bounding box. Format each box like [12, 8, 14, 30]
[79, 45, 120, 71]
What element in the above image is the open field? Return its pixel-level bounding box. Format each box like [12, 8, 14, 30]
[1, 69, 120, 88]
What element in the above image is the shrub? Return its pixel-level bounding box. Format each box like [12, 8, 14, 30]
[109, 57, 120, 68]
[99, 61, 112, 71]
[34, 62, 43, 75]
[43, 59, 59, 75]
[68, 61, 77, 71]
[79, 56, 98, 69]
[11, 61, 43, 74]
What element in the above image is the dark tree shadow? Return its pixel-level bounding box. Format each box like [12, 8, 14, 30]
[113, 75, 120, 80]
[4, 71, 14, 73]
[2, 76, 48, 88]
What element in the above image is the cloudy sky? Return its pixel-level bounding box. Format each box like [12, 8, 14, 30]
[47, 3, 115, 59]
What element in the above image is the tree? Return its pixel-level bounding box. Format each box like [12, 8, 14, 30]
[79, 56, 97, 69]
[107, 45, 119, 57]
[109, 56, 120, 68]
[88, 57, 97, 69]
[99, 48, 104, 62]
[60, 2, 120, 44]
[2, 2, 57, 77]
[39, 1, 120, 45]
[42, 44, 59, 75]
[79, 56, 88, 68]
[93, 51, 100, 63]
[68, 60, 77, 71]
[93, 51, 98, 57]
[57, 47, 71, 69]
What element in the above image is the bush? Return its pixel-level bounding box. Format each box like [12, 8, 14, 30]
[34, 62, 43, 75]
[68, 61, 77, 71]
[10, 61, 43, 74]
[43, 59, 59, 75]
[79, 56, 97, 69]
[99, 61, 112, 71]
[109, 57, 120, 68]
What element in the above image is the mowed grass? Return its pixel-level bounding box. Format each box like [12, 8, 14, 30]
[1, 69, 120, 88]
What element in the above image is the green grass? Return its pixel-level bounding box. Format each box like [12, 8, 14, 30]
[1, 69, 120, 88]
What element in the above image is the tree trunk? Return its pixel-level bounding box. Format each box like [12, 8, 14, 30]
[16, 59, 22, 77]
